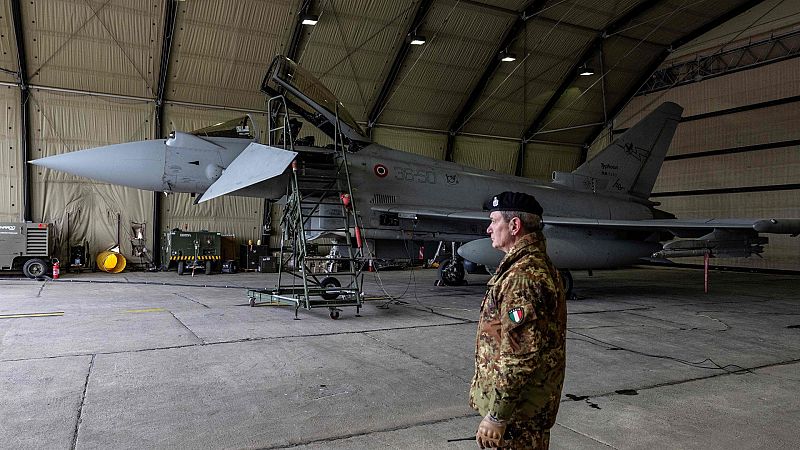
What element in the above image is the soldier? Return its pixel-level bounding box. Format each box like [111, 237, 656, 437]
[471, 191, 567, 449]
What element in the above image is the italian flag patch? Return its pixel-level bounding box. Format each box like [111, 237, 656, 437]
[508, 307, 524, 324]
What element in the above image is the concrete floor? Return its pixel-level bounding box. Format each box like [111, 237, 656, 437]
[0, 266, 798, 449]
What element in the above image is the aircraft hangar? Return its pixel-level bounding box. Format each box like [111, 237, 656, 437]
[0, 1, 799, 449]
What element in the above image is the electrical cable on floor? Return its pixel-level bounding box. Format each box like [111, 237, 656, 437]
[567, 328, 753, 375]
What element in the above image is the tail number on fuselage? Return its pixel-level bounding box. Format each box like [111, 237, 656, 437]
[394, 167, 436, 184]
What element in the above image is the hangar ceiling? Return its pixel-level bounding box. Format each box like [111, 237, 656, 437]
[0, 0, 788, 153]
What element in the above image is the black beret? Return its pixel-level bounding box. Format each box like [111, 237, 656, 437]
[483, 191, 543, 216]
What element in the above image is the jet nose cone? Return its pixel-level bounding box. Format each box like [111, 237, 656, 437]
[30, 140, 167, 191]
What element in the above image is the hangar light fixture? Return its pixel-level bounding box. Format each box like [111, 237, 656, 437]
[408, 32, 427, 45]
[579, 63, 595, 76]
[301, 14, 319, 26]
[500, 51, 517, 62]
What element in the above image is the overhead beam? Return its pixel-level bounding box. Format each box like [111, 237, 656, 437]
[286, 0, 318, 61]
[11, 0, 30, 221]
[153, 0, 179, 268]
[583, 0, 769, 157]
[521, 0, 663, 143]
[366, 0, 434, 133]
[444, 0, 546, 161]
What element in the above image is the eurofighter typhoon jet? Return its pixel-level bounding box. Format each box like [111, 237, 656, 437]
[31, 55, 800, 292]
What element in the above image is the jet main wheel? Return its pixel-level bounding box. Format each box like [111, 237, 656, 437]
[205, 261, 212, 275]
[319, 276, 341, 300]
[177, 261, 185, 275]
[438, 258, 465, 286]
[22, 258, 48, 279]
[559, 269, 573, 298]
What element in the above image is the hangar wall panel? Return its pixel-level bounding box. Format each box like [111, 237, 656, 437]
[670, 103, 800, 157]
[654, 146, 800, 192]
[619, 57, 800, 127]
[167, 0, 291, 109]
[161, 104, 265, 244]
[29, 90, 154, 262]
[452, 136, 517, 175]
[24, 0, 162, 98]
[0, 86, 21, 221]
[0, 2, 18, 84]
[370, 127, 446, 159]
[522, 143, 582, 181]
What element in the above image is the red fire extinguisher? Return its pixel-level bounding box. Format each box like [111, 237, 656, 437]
[52, 260, 60, 280]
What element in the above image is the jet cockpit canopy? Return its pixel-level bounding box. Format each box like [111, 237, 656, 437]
[191, 115, 256, 139]
[261, 55, 370, 147]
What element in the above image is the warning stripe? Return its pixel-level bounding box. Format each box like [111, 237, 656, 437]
[0, 312, 64, 319]
[169, 255, 220, 261]
[125, 308, 166, 314]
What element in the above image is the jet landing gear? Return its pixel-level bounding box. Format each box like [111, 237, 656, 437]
[437, 258, 466, 286]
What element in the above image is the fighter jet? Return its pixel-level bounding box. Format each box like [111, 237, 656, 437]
[31, 55, 800, 292]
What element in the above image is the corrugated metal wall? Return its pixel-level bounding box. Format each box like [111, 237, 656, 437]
[522, 142, 582, 181]
[370, 127, 446, 159]
[452, 135, 518, 174]
[620, 56, 800, 271]
[0, 86, 21, 221]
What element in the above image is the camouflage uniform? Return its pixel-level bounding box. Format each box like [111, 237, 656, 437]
[470, 231, 567, 449]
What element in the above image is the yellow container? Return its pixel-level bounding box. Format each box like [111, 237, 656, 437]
[96, 251, 126, 273]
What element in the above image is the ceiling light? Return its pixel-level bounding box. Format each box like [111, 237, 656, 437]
[579, 63, 595, 76]
[301, 14, 318, 26]
[407, 31, 426, 45]
[500, 52, 517, 62]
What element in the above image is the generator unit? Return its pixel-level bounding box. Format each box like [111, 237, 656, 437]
[161, 229, 222, 275]
[0, 222, 53, 279]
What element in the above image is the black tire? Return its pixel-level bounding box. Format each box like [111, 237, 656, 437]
[559, 269, 573, 298]
[205, 261, 212, 275]
[249, 297, 255, 307]
[177, 261, 185, 276]
[438, 258, 465, 286]
[329, 310, 340, 320]
[23, 258, 48, 279]
[319, 276, 341, 300]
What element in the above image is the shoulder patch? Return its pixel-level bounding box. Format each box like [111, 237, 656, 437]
[508, 307, 524, 324]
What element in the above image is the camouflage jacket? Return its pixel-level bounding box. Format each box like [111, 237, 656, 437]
[469, 231, 567, 427]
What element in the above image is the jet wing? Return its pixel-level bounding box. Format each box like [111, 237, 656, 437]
[374, 205, 800, 237]
[371, 205, 488, 221]
[198, 143, 297, 203]
[541, 217, 800, 237]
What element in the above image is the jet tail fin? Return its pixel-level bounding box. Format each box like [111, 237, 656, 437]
[552, 102, 683, 198]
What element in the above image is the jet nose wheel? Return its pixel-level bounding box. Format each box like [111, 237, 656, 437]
[438, 258, 465, 286]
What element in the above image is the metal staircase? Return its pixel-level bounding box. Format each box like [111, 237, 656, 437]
[247, 96, 364, 319]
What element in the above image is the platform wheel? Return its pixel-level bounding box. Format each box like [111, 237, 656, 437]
[329, 309, 340, 320]
[249, 297, 256, 307]
[177, 261, 185, 275]
[205, 260, 212, 275]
